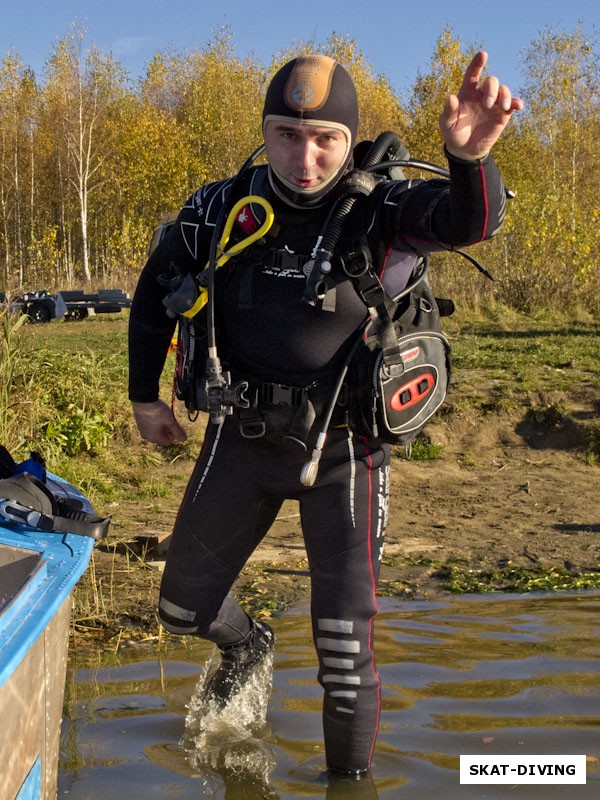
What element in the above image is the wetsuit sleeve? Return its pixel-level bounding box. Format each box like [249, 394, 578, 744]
[128, 246, 177, 403]
[379, 149, 506, 249]
[436, 148, 506, 243]
[128, 202, 201, 403]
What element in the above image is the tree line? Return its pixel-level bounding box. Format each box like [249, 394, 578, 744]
[0, 24, 598, 313]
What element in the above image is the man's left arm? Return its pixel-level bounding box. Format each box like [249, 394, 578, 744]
[379, 50, 522, 249]
[433, 49, 522, 245]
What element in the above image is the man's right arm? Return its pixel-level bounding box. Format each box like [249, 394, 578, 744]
[128, 205, 198, 444]
[129, 177, 237, 442]
[128, 247, 177, 404]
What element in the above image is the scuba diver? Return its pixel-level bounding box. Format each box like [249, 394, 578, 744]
[129, 50, 522, 779]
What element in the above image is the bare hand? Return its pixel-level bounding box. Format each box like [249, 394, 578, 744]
[439, 51, 524, 160]
[132, 399, 187, 446]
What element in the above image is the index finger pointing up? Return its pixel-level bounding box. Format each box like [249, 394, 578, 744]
[461, 50, 489, 91]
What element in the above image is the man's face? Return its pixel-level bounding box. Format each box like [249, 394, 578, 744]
[264, 120, 350, 194]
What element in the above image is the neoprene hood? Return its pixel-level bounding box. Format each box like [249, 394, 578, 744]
[263, 55, 359, 206]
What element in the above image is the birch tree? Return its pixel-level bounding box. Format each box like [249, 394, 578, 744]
[517, 25, 600, 308]
[0, 54, 38, 288]
[42, 25, 125, 283]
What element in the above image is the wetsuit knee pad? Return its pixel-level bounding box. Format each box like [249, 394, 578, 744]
[157, 595, 200, 635]
[158, 591, 255, 646]
[315, 617, 378, 712]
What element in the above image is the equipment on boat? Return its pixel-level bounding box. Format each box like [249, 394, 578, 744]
[0, 452, 108, 800]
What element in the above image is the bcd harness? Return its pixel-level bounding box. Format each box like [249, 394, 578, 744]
[162, 132, 501, 485]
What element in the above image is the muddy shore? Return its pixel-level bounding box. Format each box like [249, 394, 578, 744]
[73, 395, 599, 652]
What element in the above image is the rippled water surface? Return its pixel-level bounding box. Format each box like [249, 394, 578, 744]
[59, 592, 599, 799]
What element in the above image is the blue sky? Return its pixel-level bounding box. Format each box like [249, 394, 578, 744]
[1, 0, 598, 97]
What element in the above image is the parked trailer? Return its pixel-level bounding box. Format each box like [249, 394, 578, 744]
[59, 289, 132, 321]
[1, 289, 132, 323]
[0, 291, 65, 324]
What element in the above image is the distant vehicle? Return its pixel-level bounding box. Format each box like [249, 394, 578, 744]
[0, 288, 132, 323]
[0, 290, 66, 324]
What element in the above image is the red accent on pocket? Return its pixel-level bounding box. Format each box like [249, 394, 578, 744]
[390, 373, 435, 411]
[236, 205, 258, 234]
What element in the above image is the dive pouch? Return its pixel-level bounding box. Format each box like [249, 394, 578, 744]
[350, 282, 452, 446]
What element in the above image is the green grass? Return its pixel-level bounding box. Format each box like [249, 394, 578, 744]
[448, 314, 599, 381]
[442, 311, 600, 462]
[3, 308, 596, 643]
[395, 439, 445, 461]
[0, 311, 203, 512]
[1, 309, 598, 516]
[435, 562, 600, 594]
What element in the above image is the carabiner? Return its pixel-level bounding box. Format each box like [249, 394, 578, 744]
[182, 195, 275, 318]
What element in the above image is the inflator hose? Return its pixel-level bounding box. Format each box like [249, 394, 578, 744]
[302, 132, 404, 303]
[204, 144, 266, 424]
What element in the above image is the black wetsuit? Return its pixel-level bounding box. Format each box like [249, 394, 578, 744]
[129, 151, 506, 772]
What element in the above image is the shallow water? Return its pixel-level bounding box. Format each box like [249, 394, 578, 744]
[59, 592, 600, 799]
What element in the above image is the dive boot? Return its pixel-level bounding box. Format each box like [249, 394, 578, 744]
[326, 769, 378, 799]
[202, 620, 275, 707]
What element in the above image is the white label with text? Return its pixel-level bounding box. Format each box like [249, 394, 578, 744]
[460, 755, 587, 784]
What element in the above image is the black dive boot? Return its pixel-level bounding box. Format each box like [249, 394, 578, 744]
[202, 620, 275, 707]
[326, 769, 378, 799]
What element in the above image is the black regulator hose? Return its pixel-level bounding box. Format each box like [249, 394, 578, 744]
[318, 130, 404, 258]
[302, 132, 404, 305]
[300, 132, 408, 483]
[360, 130, 404, 170]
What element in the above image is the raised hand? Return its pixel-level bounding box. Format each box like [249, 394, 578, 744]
[439, 51, 524, 160]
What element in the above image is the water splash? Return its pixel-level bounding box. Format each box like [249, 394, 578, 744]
[182, 646, 276, 784]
